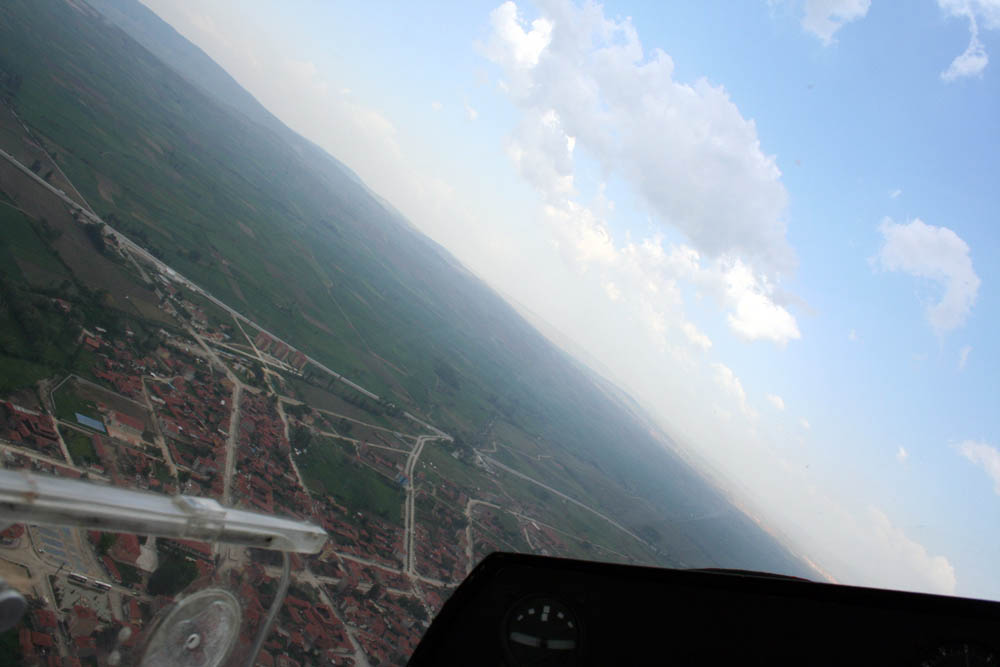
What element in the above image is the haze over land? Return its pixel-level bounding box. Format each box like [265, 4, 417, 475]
[0, 0, 997, 635]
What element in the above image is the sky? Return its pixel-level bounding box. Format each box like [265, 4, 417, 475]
[138, 0, 1000, 600]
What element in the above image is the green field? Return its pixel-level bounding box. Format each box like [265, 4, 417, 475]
[0, 353, 50, 394]
[0, 204, 71, 286]
[472, 504, 531, 553]
[287, 374, 413, 434]
[420, 440, 502, 496]
[52, 384, 99, 423]
[60, 426, 98, 466]
[295, 435, 405, 524]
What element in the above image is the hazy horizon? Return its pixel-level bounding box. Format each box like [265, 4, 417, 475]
[136, 0, 1000, 600]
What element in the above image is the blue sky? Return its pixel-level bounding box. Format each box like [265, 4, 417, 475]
[142, 0, 1000, 599]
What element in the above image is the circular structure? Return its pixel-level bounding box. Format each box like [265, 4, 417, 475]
[140, 588, 241, 667]
[503, 596, 581, 666]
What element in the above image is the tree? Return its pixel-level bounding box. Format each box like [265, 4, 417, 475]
[290, 425, 311, 450]
[147, 553, 197, 596]
[97, 532, 116, 556]
[84, 223, 107, 254]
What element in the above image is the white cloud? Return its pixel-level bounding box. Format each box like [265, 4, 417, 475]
[484, 1, 553, 69]
[848, 328, 858, 341]
[545, 200, 618, 266]
[619, 241, 800, 345]
[889, 188, 902, 199]
[801, 0, 871, 44]
[896, 445, 909, 463]
[943, 29, 989, 80]
[800, 417, 811, 430]
[958, 344, 972, 370]
[958, 440, 1000, 494]
[431, 101, 443, 111]
[487, 0, 805, 346]
[864, 507, 956, 594]
[712, 362, 757, 419]
[722, 260, 801, 344]
[939, 0, 1000, 81]
[507, 108, 576, 198]
[876, 218, 980, 334]
[485, 0, 799, 301]
[766, 393, 786, 410]
[464, 101, 479, 120]
[681, 321, 712, 351]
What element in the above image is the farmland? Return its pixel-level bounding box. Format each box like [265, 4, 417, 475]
[294, 434, 406, 525]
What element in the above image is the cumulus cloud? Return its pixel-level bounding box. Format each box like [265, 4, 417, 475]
[681, 321, 713, 351]
[864, 507, 956, 594]
[802, 0, 871, 44]
[800, 417, 811, 430]
[508, 108, 576, 198]
[485, 0, 800, 345]
[958, 440, 1000, 494]
[958, 344, 972, 370]
[766, 393, 786, 410]
[431, 101, 443, 111]
[896, 446, 909, 463]
[545, 199, 618, 266]
[484, 0, 553, 69]
[616, 239, 801, 345]
[939, 0, 1000, 81]
[889, 188, 902, 199]
[722, 260, 801, 343]
[876, 218, 980, 334]
[464, 101, 479, 120]
[712, 362, 757, 419]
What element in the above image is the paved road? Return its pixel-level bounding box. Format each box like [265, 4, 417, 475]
[140, 377, 178, 478]
[275, 397, 312, 502]
[463, 498, 501, 571]
[37, 378, 73, 464]
[0, 442, 101, 480]
[222, 381, 243, 506]
[400, 432, 462, 581]
[181, 327, 248, 509]
[403, 435, 430, 576]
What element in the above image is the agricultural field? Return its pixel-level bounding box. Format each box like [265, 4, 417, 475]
[59, 426, 98, 467]
[294, 434, 406, 525]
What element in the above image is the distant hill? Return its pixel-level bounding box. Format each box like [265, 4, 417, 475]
[0, 0, 814, 578]
[85, 0, 366, 184]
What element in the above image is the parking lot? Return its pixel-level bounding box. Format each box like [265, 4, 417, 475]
[32, 525, 92, 575]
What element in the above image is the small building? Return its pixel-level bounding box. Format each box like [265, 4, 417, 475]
[75, 413, 106, 433]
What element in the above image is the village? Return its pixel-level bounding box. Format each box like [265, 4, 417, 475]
[0, 263, 555, 666]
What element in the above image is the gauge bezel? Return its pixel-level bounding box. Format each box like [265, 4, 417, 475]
[501, 593, 583, 665]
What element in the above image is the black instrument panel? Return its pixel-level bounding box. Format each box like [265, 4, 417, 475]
[408, 552, 1000, 666]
